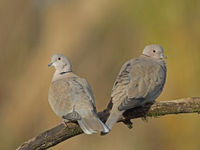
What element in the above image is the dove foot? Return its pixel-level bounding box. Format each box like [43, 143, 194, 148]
[60, 120, 69, 127]
[122, 119, 133, 129]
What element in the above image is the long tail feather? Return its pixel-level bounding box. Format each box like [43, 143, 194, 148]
[77, 110, 109, 134]
[105, 108, 124, 131]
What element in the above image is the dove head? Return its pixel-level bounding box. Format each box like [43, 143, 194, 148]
[142, 44, 167, 59]
[48, 54, 72, 73]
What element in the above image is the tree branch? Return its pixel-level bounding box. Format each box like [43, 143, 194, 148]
[16, 97, 200, 150]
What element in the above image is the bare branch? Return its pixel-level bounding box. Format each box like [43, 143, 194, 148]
[16, 97, 200, 150]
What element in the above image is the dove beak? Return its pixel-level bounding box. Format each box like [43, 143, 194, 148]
[48, 62, 53, 67]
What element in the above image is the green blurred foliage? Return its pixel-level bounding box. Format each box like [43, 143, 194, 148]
[0, 0, 200, 150]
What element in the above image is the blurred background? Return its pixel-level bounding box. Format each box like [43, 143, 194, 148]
[0, 0, 200, 150]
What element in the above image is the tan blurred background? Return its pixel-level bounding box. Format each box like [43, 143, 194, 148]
[0, 0, 200, 150]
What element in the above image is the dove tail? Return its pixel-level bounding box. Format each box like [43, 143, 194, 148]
[105, 108, 124, 132]
[77, 111, 110, 135]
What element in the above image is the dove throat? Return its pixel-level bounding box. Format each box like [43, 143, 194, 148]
[52, 65, 72, 82]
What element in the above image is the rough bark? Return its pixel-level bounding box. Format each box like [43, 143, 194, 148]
[16, 97, 200, 150]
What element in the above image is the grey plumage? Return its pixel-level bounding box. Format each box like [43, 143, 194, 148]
[63, 111, 82, 121]
[104, 44, 167, 132]
[48, 54, 109, 134]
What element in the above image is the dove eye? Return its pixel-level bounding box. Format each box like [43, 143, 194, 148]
[58, 57, 61, 60]
[153, 50, 156, 53]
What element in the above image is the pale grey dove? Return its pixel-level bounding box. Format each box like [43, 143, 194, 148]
[103, 44, 167, 133]
[48, 54, 109, 134]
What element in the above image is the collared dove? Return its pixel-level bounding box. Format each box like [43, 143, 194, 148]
[103, 44, 167, 133]
[48, 54, 109, 134]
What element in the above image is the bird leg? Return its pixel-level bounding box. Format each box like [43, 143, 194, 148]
[120, 115, 133, 129]
[60, 119, 69, 127]
[122, 119, 133, 129]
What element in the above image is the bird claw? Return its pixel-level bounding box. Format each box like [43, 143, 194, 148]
[122, 119, 133, 129]
[60, 120, 69, 127]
